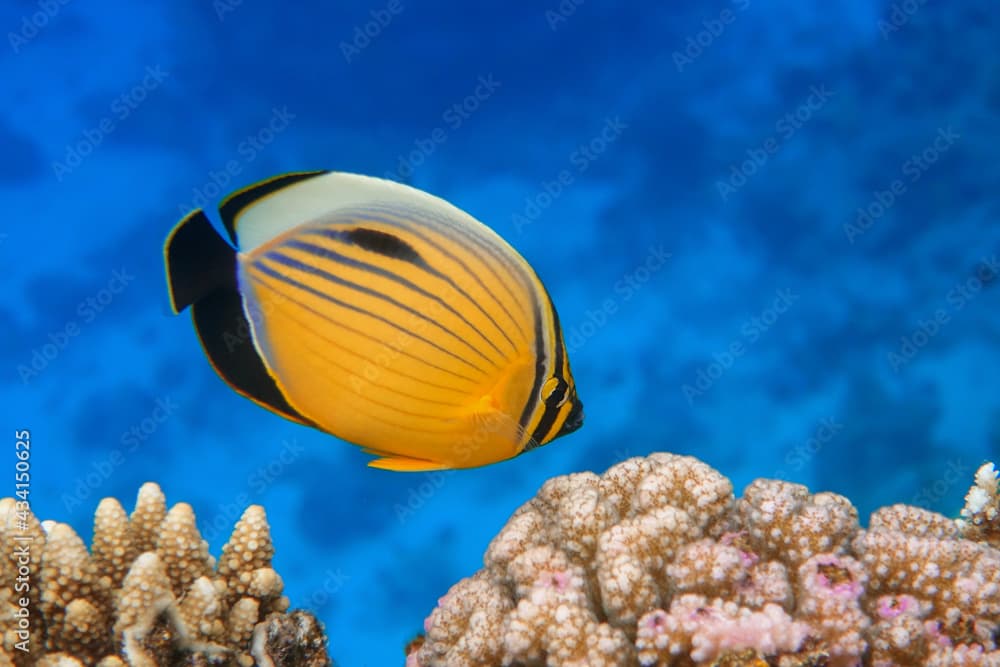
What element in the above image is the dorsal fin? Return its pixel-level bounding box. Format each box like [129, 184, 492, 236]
[218, 170, 329, 246]
[217, 171, 477, 254]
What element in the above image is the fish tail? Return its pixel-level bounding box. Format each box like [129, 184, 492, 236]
[164, 209, 236, 314]
[163, 208, 311, 426]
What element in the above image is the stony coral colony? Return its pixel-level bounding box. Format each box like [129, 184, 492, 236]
[4, 456, 1000, 667]
[410, 454, 1000, 667]
[0, 483, 330, 667]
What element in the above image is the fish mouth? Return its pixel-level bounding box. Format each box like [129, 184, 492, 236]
[556, 399, 584, 438]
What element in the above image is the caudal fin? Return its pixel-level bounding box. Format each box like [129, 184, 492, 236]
[163, 208, 312, 427]
[164, 210, 236, 314]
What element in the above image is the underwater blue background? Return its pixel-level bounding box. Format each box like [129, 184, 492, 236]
[3, 0, 999, 664]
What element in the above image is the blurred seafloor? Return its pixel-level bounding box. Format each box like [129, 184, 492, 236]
[2, 1, 999, 665]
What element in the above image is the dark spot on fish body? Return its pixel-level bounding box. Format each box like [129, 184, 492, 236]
[341, 228, 427, 267]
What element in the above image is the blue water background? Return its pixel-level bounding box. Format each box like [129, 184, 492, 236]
[2, 1, 999, 664]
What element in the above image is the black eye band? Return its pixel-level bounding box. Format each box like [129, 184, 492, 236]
[544, 377, 569, 407]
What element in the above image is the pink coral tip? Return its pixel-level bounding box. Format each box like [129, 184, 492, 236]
[832, 580, 863, 598]
[645, 610, 668, 628]
[876, 595, 914, 619]
[923, 620, 953, 647]
[539, 570, 571, 591]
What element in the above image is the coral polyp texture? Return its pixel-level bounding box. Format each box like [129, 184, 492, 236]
[0, 482, 331, 667]
[409, 454, 1000, 667]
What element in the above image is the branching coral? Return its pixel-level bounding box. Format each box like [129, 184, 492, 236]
[410, 453, 1000, 666]
[959, 463, 1000, 547]
[0, 483, 331, 667]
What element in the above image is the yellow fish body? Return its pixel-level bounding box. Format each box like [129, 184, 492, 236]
[164, 171, 583, 471]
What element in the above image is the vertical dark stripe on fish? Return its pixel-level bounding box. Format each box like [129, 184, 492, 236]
[530, 293, 566, 445]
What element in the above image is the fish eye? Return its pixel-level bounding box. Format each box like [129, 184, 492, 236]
[541, 376, 570, 407]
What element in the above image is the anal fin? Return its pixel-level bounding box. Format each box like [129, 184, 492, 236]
[367, 455, 453, 472]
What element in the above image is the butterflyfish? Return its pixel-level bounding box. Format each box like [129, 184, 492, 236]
[164, 171, 583, 471]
